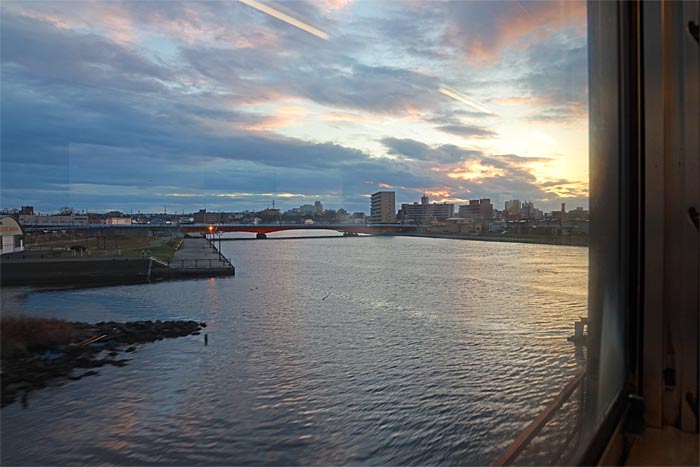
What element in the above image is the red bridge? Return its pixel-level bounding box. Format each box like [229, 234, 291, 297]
[180, 223, 416, 238]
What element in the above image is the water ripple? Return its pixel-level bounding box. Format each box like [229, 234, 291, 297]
[1, 237, 587, 465]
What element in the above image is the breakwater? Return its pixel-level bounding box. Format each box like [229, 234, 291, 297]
[0, 236, 234, 286]
[1, 319, 206, 407]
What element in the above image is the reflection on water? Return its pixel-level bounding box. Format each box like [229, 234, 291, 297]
[1, 236, 587, 465]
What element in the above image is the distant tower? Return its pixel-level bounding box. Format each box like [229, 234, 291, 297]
[560, 202, 566, 224]
[421, 194, 429, 205]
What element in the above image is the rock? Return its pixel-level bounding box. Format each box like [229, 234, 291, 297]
[1, 319, 206, 407]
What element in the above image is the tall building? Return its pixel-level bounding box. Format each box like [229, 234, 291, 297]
[400, 195, 454, 224]
[370, 191, 396, 224]
[505, 199, 522, 214]
[458, 199, 493, 219]
[314, 201, 324, 215]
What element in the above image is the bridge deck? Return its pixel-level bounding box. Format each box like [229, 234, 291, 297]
[180, 224, 416, 234]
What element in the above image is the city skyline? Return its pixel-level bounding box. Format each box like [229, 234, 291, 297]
[8, 193, 585, 220]
[1, 1, 588, 213]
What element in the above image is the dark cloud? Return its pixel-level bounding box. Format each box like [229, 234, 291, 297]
[515, 29, 588, 121]
[436, 124, 497, 138]
[1, 13, 169, 92]
[381, 138, 483, 164]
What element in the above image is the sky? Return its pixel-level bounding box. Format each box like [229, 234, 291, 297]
[1, 0, 588, 214]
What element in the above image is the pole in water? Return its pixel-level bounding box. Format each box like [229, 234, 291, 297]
[204, 333, 208, 346]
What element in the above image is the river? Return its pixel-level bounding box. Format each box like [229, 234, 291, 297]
[1, 234, 588, 465]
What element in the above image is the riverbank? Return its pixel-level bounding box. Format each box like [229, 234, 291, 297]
[1, 317, 206, 407]
[0, 236, 234, 286]
[406, 232, 588, 247]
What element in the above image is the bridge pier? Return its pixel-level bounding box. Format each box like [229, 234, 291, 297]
[256, 233, 267, 239]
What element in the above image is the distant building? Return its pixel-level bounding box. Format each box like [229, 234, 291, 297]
[551, 203, 567, 222]
[300, 204, 315, 215]
[568, 207, 590, 220]
[505, 199, 522, 214]
[400, 195, 454, 224]
[458, 199, 493, 219]
[19, 214, 89, 225]
[194, 209, 223, 225]
[370, 191, 396, 224]
[0, 216, 24, 255]
[259, 208, 281, 223]
[352, 212, 366, 223]
[426, 217, 478, 234]
[19, 206, 34, 216]
[314, 201, 324, 215]
[105, 217, 131, 225]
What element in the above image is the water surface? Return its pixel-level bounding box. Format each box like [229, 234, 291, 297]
[1, 235, 587, 465]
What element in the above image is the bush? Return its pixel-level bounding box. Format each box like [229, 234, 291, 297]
[1, 316, 75, 356]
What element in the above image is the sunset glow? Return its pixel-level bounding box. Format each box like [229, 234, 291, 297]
[1, 0, 588, 213]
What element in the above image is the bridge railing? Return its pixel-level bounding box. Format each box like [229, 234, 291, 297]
[172, 258, 231, 269]
[202, 235, 235, 270]
[491, 369, 586, 466]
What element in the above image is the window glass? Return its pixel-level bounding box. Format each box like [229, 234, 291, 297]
[1, 2, 590, 465]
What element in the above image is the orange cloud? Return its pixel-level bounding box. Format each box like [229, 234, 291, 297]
[446, 1, 586, 65]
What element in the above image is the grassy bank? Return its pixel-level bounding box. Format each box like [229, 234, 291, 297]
[1, 316, 76, 357]
[26, 235, 182, 263]
[120, 238, 181, 263]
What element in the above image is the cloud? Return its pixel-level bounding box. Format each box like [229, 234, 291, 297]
[1, 13, 169, 94]
[435, 124, 497, 138]
[1, 1, 588, 213]
[441, 1, 586, 65]
[381, 138, 483, 164]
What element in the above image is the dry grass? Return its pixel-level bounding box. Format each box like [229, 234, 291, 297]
[1, 316, 76, 356]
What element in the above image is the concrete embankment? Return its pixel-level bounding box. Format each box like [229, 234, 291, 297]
[0, 236, 234, 286]
[167, 236, 235, 278]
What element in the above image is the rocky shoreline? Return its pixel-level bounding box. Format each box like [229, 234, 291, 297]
[1, 319, 206, 408]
